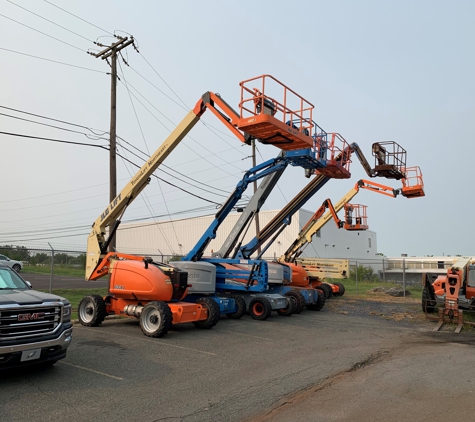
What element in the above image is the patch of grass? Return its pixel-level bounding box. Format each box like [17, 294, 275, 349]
[23, 265, 85, 277]
[328, 278, 422, 301]
[39, 288, 108, 320]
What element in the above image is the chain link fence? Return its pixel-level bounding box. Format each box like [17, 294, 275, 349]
[2, 245, 456, 293]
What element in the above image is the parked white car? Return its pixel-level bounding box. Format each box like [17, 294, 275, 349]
[0, 254, 23, 272]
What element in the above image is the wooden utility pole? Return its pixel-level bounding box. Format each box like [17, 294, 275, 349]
[252, 139, 261, 255]
[91, 36, 135, 252]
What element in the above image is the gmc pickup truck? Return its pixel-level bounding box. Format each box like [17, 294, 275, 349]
[0, 264, 72, 370]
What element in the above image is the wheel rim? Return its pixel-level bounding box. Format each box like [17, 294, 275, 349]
[252, 302, 264, 316]
[79, 299, 94, 323]
[288, 296, 298, 308]
[142, 306, 161, 333]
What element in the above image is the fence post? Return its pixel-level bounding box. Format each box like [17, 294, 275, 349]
[355, 259, 358, 295]
[48, 242, 54, 294]
[402, 258, 406, 297]
[382, 258, 386, 281]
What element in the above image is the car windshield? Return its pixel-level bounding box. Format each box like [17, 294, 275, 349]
[0, 267, 28, 289]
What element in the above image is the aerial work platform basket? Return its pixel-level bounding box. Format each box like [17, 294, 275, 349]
[401, 166, 425, 198]
[372, 141, 407, 180]
[238, 75, 315, 151]
[315, 133, 352, 179]
[237, 75, 350, 177]
[343, 203, 368, 230]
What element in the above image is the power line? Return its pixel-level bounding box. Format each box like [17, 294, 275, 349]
[43, 0, 114, 36]
[116, 152, 222, 206]
[127, 63, 248, 157]
[137, 53, 189, 109]
[0, 105, 108, 136]
[0, 13, 85, 52]
[116, 75, 244, 175]
[0, 111, 108, 140]
[0, 47, 106, 74]
[0, 131, 109, 150]
[6, 0, 94, 43]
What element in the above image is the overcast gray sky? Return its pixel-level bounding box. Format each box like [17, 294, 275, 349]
[1, 0, 473, 257]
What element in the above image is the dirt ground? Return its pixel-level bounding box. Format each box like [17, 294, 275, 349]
[325, 293, 425, 325]
[246, 293, 475, 422]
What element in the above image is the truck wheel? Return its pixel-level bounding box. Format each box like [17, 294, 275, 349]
[307, 290, 326, 311]
[12, 264, 21, 272]
[140, 301, 172, 338]
[334, 282, 346, 297]
[316, 283, 332, 299]
[284, 290, 306, 314]
[193, 297, 220, 329]
[226, 295, 246, 319]
[249, 297, 272, 320]
[422, 287, 436, 313]
[277, 296, 295, 317]
[78, 295, 107, 327]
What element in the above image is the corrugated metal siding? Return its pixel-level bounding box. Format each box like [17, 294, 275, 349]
[116, 209, 379, 260]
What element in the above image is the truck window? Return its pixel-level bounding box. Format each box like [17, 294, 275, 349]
[0, 268, 27, 289]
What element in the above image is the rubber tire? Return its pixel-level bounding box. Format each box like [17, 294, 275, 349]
[249, 297, 272, 321]
[78, 294, 107, 327]
[422, 287, 436, 313]
[307, 290, 326, 311]
[334, 282, 346, 297]
[193, 297, 220, 329]
[316, 283, 332, 299]
[285, 290, 306, 314]
[140, 301, 172, 338]
[276, 295, 295, 317]
[12, 264, 21, 272]
[226, 295, 247, 319]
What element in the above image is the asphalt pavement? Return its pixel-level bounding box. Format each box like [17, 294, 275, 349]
[1, 300, 475, 422]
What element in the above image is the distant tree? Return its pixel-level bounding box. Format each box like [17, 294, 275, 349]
[166, 254, 184, 263]
[54, 253, 71, 265]
[0, 245, 31, 262]
[30, 253, 49, 265]
[351, 265, 379, 282]
[76, 254, 87, 269]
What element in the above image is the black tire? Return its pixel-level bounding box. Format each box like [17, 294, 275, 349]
[78, 294, 107, 327]
[316, 283, 332, 299]
[12, 264, 21, 272]
[249, 297, 272, 320]
[307, 290, 326, 311]
[226, 295, 246, 319]
[277, 295, 295, 317]
[193, 297, 221, 329]
[140, 301, 173, 338]
[284, 290, 306, 314]
[334, 282, 346, 297]
[422, 287, 436, 313]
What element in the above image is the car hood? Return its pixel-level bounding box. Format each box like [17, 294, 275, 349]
[0, 289, 69, 306]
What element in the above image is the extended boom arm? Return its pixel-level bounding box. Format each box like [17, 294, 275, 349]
[279, 179, 400, 263]
[86, 92, 253, 280]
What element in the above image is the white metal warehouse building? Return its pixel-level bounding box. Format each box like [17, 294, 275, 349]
[116, 208, 378, 261]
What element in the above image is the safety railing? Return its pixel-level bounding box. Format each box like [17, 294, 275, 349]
[401, 166, 425, 198]
[344, 203, 368, 230]
[316, 133, 352, 178]
[372, 141, 407, 179]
